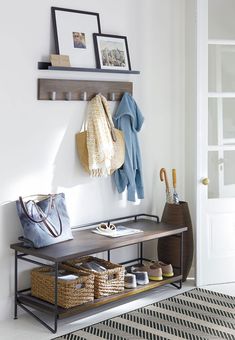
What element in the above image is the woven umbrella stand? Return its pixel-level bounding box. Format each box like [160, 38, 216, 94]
[157, 201, 193, 282]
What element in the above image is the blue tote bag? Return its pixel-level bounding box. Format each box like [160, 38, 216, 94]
[16, 193, 73, 248]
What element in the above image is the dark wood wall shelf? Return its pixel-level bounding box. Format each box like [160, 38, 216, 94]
[38, 62, 140, 75]
[11, 214, 187, 333]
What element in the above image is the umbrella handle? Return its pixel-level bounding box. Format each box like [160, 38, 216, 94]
[160, 168, 170, 193]
[172, 168, 177, 189]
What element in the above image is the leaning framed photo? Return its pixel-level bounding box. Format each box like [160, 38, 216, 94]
[51, 7, 101, 68]
[93, 34, 131, 71]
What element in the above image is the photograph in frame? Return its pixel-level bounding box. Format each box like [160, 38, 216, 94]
[93, 34, 131, 71]
[51, 7, 101, 68]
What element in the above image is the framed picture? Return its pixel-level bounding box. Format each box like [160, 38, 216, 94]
[51, 7, 101, 68]
[93, 34, 131, 71]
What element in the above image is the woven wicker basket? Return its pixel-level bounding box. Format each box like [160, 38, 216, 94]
[31, 264, 94, 308]
[66, 256, 125, 299]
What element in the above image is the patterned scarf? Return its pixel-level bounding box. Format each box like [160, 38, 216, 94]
[87, 94, 114, 177]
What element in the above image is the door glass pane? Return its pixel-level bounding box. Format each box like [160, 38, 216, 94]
[209, 0, 235, 40]
[208, 151, 219, 198]
[223, 99, 235, 141]
[208, 150, 235, 198]
[208, 45, 218, 92]
[209, 45, 235, 92]
[224, 151, 235, 185]
[208, 98, 218, 145]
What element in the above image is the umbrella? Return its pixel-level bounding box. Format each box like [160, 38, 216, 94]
[172, 168, 180, 204]
[160, 168, 172, 204]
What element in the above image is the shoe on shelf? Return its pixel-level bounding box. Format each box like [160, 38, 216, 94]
[124, 273, 137, 289]
[130, 262, 163, 281]
[130, 264, 149, 285]
[147, 263, 163, 281]
[152, 261, 174, 278]
[130, 264, 147, 273]
[134, 271, 149, 285]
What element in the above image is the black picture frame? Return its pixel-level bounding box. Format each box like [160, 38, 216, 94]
[93, 33, 131, 71]
[51, 7, 101, 68]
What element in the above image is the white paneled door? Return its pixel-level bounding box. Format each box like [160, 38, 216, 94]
[197, 0, 235, 286]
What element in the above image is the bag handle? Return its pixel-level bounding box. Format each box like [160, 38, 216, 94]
[19, 195, 53, 223]
[101, 99, 117, 142]
[80, 106, 89, 132]
[33, 201, 62, 238]
[80, 119, 88, 132]
[19, 194, 63, 238]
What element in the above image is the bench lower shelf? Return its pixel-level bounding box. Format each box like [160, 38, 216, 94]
[17, 274, 182, 319]
[12, 214, 186, 333]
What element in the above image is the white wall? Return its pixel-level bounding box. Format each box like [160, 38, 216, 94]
[0, 0, 185, 320]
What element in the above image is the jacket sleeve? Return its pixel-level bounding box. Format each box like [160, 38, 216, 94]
[135, 169, 144, 199]
[114, 168, 128, 193]
[114, 114, 137, 202]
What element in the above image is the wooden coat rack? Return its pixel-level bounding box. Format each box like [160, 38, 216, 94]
[38, 79, 133, 101]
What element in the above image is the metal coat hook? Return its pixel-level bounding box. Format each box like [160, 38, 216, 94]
[80, 91, 87, 101]
[109, 92, 116, 101]
[50, 91, 56, 101]
[65, 91, 72, 101]
[38, 79, 133, 101]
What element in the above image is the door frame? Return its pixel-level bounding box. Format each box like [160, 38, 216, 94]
[196, 0, 208, 286]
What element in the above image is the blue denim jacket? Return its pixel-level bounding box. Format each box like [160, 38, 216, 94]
[113, 92, 144, 202]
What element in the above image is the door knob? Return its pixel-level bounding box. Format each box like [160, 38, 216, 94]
[202, 178, 210, 185]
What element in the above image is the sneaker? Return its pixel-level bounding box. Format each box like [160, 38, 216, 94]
[131, 263, 163, 282]
[130, 265, 149, 285]
[124, 273, 137, 288]
[134, 271, 149, 285]
[147, 264, 163, 281]
[130, 264, 147, 273]
[152, 261, 174, 278]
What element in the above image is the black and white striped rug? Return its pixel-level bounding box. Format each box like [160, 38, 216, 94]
[54, 288, 235, 340]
